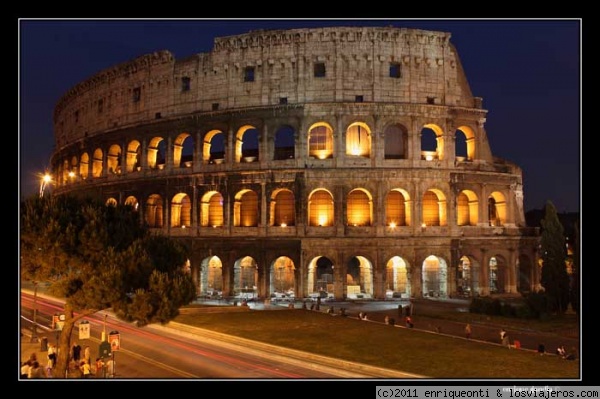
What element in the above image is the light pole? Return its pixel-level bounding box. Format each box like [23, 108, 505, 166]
[39, 173, 51, 198]
[30, 281, 39, 343]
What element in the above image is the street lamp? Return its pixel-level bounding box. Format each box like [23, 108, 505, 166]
[39, 173, 52, 198]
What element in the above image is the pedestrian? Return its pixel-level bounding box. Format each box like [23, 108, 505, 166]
[405, 315, 413, 328]
[500, 329, 510, 349]
[20, 360, 31, 379]
[80, 360, 92, 378]
[83, 345, 91, 365]
[72, 342, 81, 362]
[384, 315, 390, 325]
[28, 361, 45, 379]
[465, 323, 472, 339]
[95, 357, 105, 378]
[106, 358, 116, 378]
[537, 343, 545, 355]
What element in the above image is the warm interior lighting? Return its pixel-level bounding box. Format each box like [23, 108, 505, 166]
[425, 154, 433, 161]
[389, 222, 396, 228]
[318, 215, 327, 226]
[349, 146, 362, 156]
[281, 223, 287, 227]
[68, 171, 75, 178]
[421, 223, 427, 228]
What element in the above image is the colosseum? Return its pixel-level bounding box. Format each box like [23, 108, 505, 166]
[49, 26, 541, 302]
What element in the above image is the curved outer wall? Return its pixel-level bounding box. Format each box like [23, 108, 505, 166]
[50, 26, 540, 301]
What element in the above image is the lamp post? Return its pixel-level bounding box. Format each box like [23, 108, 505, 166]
[30, 281, 39, 343]
[39, 173, 51, 198]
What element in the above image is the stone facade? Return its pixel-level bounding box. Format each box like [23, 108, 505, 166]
[50, 26, 540, 301]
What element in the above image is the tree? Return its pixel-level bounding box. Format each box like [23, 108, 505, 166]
[20, 194, 196, 378]
[539, 201, 570, 314]
[569, 220, 580, 314]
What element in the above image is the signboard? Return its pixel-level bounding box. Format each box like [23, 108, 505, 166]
[79, 320, 90, 340]
[108, 331, 121, 351]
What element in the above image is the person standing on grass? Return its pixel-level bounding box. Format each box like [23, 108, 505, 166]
[465, 323, 472, 339]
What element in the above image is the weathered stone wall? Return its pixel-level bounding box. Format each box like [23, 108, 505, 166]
[50, 26, 540, 300]
[54, 27, 476, 148]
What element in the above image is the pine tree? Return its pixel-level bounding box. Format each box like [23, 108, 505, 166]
[20, 194, 196, 378]
[539, 201, 570, 314]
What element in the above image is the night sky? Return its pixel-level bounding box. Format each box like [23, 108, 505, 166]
[18, 19, 581, 214]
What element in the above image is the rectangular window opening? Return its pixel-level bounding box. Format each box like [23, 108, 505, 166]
[181, 76, 191, 92]
[314, 62, 326, 78]
[244, 66, 255, 82]
[389, 62, 401, 78]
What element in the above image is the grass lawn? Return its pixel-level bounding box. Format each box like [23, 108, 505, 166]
[173, 308, 579, 379]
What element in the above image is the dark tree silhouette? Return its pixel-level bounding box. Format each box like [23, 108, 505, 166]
[539, 201, 570, 314]
[20, 194, 196, 378]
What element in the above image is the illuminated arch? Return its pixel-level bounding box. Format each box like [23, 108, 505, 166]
[270, 256, 296, 296]
[347, 188, 372, 226]
[79, 152, 89, 179]
[270, 188, 295, 226]
[422, 188, 448, 226]
[308, 122, 334, 159]
[147, 137, 166, 169]
[234, 189, 258, 227]
[92, 148, 103, 178]
[173, 132, 193, 168]
[385, 256, 411, 298]
[456, 190, 479, 226]
[488, 191, 507, 226]
[422, 255, 448, 297]
[385, 188, 411, 227]
[308, 188, 334, 227]
[145, 194, 164, 228]
[125, 140, 142, 173]
[200, 191, 224, 227]
[235, 125, 259, 163]
[107, 144, 122, 174]
[171, 192, 192, 228]
[203, 129, 225, 164]
[345, 122, 371, 157]
[421, 124, 445, 161]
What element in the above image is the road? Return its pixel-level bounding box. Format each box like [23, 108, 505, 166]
[20, 293, 417, 379]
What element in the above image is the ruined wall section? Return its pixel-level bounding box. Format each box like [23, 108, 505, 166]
[53, 26, 480, 150]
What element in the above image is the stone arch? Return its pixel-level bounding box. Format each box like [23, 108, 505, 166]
[422, 255, 448, 298]
[235, 125, 259, 163]
[307, 256, 334, 296]
[145, 194, 164, 228]
[385, 188, 411, 227]
[455, 125, 476, 161]
[308, 122, 334, 159]
[347, 188, 372, 226]
[233, 255, 258, 298]
[457, 190, 479, 226]
[385, 256, 411, 298]
[124, 195, 139, 211]
[488, 191, 507, 226]
[489, 255, 508, 294]
[270, 188, 295, 226]
[105, 197, 118, 207]
[173, 132, 194, 168]
[79, 152, 89, 179]
[269, 256, 296, 297]
[384, 123, 408, 159]
[200, 191, 224, 227]
[92, 148, 103, 178]
[346, 255, 374, 298]
[107, 144, 122, 174]
[234, 189, 259, 227]
[170, 192, 191, 228]
[308, 188, 334, 226]
[203, 129, 225, 164]
[126, 140, 142, 172]
[147, 136, 166, 169]
[274, 125, 295, 160]
[421, 123, 445, 160]
[345, 121, 371, 158]
[422, 188, 447, 226]
[200, 255, 224, 296]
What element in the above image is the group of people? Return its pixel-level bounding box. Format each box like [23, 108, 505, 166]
[20, 342, 116, 379]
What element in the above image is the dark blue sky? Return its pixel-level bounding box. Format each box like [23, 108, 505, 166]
[19, 19, 581, 213]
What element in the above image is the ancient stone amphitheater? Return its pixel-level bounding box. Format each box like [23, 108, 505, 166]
[50, 26, 540, 301]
